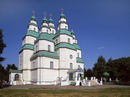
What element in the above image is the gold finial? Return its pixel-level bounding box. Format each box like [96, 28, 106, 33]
[61, 8, 64, 14]
[32, 10, 35, 16]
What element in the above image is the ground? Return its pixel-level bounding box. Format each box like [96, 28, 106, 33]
[0, 85, 130, 97]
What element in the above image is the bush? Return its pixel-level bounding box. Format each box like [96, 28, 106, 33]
[0, 80, 3, 88]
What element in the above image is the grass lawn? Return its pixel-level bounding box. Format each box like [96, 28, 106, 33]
[0, 88, 130, 97]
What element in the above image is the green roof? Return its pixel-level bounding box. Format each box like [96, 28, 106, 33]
[9, 69, 22, 73]
[68, 69, 77, 73]
[55, 43, 76, 50]
[54, 29, 72, 38]
[23, 30, 39, 39]
[28, 23, 37, 27]
[76, 57, 84, 63]
[36, 33, 54, 42]
[50, 33, 55, 38]
[73, 43, 81, 50]
[31, 50, 59, 60]
[22, 44, 34, 51]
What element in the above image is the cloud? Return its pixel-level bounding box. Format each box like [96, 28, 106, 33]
[97, 47, 105, 50]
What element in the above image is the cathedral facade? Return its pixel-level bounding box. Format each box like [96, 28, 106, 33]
[10, 12, 84, 86]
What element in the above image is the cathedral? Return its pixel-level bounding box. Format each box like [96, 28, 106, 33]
[9, 11, 84, 86]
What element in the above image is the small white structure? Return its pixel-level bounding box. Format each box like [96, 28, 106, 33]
[10, 12, 85, 86]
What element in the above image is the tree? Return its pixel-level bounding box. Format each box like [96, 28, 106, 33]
[106, 58, 117, 80]
[0, 29, 6, 62]
[85, 69, 94, 79]
[0, 64, 5, 88]
[93, 56, 106, 79]
[0, 29, 6, 88]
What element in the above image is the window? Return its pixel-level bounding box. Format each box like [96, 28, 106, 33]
[65, 26, 67, 29]
[70, 54, 73, 59]
[56, 39, 58, 44]
[70, 63, 73, 69]
[52, 30, 54, 33]
[36, 45, 38, 51]
[48, 45, 51, 51]
[77, 53, 79, 58]
[34, 28, 36, 31]
[50, 61, 53, 69]
[33, 62, 35, 68]
[68, 38, 70, 43]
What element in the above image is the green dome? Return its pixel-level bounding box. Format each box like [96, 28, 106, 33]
[31, 16, 36, 21]
[60, 13, 65, 18]
[48, 18, 53, 23]
[42, 18, 48, 23]
[103, 72, 110, 77]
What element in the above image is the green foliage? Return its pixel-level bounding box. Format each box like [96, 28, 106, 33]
[84, 68, 94, 78]
[0, 64, 5, 88]
[93, 56, 130, 82]
[107, 57, 130, 81]
[0, 29, 6, 62]
[93, 56, 106, 79]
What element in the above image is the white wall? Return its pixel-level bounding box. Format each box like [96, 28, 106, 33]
[58, 23, 68, 30]
[28, 25, 38, 32]
[22, 50, 34, 69]
[22, 36, 36, 46]
[58, 48, 77, 69]
[38, 40, 54, 52]
[59, 18, 67, 22]
[23, 70, 31, 83]
[31, 70, 37, 82]
[77, 50, 82, 58]
[59, 35, 73, 44]
[40, 57, 59, 69]
[19, 52, 23, 70]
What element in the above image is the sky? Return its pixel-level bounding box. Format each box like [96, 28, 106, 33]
[0, 0, 130, 69]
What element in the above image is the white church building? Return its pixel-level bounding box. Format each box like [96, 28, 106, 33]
[9, 11, 85, 86]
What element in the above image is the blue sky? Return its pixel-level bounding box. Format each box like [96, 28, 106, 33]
[0, 0, 130, 69]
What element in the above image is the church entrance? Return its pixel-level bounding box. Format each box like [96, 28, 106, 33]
[15, 74, 20, 81]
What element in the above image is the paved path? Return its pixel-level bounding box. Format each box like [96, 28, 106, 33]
[3, 85, 130, 90]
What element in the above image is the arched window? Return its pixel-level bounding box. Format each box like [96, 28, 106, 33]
[65, 26, 67, 29]
[70, 54, 73, 59]
[48, 45, 51, 51]
[68, 38, 70, 43]
[77, 53, 79, 58]
[56, 39, 58, 44]
[50, 61, 53, 69]
[52, 30, 54, 33]
[36, 45, 38, 51]
[70, 63, 73, 69]
[34, 28, 36, 31]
